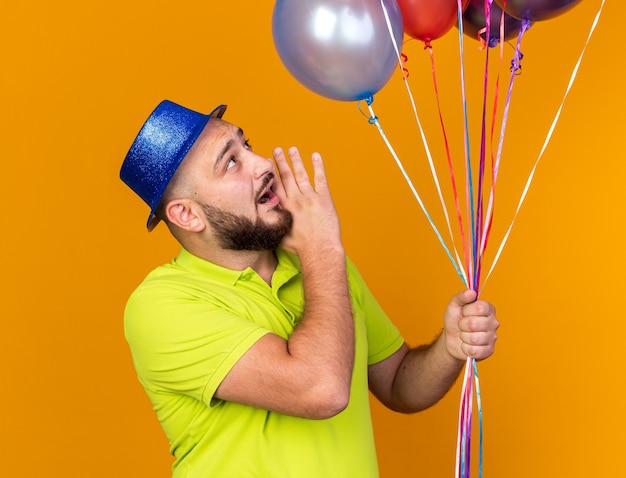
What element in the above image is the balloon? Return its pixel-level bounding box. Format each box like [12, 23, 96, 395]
[272, 0, 404, 102]
[461, 0, 526, 47]
[494, 0, 582, 22]
[398, 0, 470, 43]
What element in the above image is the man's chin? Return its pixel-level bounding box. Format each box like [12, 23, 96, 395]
[267, 207, 293, 227]
[202, 200, 293, 251]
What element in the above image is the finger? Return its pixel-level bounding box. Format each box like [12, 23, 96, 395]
[462, 301, 496, 322]
[458, 332, 496, 360]
[287, 147, 314, 192]
[459, 330, 498, 347]
[461, 343, 494, 361]
[273, 147, 297, 194]
[271, 163, 287, 200]
[450, 289, 477, 311]
[310, 152, 329, 193]
[458, 327, 498, 357]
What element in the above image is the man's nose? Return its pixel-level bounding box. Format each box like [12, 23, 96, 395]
[250, 153, 275, 179]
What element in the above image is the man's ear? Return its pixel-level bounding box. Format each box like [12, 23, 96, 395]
[165, 199, 206, 232]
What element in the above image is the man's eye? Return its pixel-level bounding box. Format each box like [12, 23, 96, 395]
[244, 138, 252, 150]
[226, 157, 237, 170]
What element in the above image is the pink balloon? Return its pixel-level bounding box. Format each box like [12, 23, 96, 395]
[494, 0, 582, 22]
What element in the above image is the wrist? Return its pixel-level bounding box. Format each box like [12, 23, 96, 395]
[439, 330, 467, 366]
[298, 242, 345, 265]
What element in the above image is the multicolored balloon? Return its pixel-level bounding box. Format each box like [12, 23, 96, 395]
[462, 0, 527, 47]
[398, 0, 470, 44]
[272, 0, 404, 102]
[494, 0, 582, 22]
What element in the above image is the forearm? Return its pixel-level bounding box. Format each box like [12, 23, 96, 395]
[263, 146, 355, 417]
[213, 245, 355, 419]
[287, 245, 355, 402]
[391, 332, 464, 413]
[369, 290, 498, 415]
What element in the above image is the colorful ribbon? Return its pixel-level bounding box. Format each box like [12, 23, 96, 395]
[370, 0, 606, 476]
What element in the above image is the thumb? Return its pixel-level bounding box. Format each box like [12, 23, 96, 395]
[451, 289, 477, 310]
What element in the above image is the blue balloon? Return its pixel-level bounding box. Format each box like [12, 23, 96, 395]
[272, 0, 404, 102]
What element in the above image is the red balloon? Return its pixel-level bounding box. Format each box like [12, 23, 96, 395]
[398, 0, 471, 43]
[462, 0, 526, 47]
[494, 0, 582, 22]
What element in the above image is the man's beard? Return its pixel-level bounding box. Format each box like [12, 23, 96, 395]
[201, 202, 293, 251]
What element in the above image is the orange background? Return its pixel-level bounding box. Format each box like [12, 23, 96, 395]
[1, 1, 623, 477]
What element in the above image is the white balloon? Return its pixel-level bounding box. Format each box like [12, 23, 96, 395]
[273, 0, 404, 101]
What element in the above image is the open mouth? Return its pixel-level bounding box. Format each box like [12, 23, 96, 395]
[258, 189, 275, 204]
[257, 174, 276, 205]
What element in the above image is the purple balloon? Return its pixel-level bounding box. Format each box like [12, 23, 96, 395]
[272, 0, 404, 102]
[462, 0, 526, 47]
[494, 0, 582, 22]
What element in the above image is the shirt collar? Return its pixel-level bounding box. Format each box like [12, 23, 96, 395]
[173, 247, 301, 288]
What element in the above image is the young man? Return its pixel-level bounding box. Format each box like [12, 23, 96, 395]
[120, 100, 499, 477]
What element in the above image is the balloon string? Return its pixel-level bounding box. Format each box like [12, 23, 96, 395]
[456, 359, 481, 478]
[473, 358, 483, 478]
[477, 5, 508, 278]
[401, 52, 410, 78]
[454, 357, 471, 478]
[476, 15, 529, 294]
[480, 0, 605, 292]
[463, 367, 474, 478]
[426, 46, 470, 285]
[379, 0, 468, 284]
[477, 27, 489, 50]
[481, 19, 530, 292]
[362, 98, 468, 285]
[457, 357, 474, 478]
[473, 0, 495, 293]
[455, 5, 482, 478]
[456, 0, 475, 292]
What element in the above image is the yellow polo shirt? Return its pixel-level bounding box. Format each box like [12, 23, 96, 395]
[124, 248, 403, 477]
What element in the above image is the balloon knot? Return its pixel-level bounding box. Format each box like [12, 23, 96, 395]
[357, 97, 377, 125]
[423, 41, 433, 50]
[510, 49, 524, 75]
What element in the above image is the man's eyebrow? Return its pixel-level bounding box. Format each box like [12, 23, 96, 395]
[214, 128, 245, 172]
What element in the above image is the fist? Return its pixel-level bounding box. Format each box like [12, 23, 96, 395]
[443, 290, 499, 361]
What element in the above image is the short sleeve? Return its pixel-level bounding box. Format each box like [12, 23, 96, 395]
[124, 278, 270, 407]
[346, 258, 405, 365]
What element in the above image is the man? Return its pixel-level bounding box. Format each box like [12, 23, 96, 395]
[120, 100, 499, 477]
